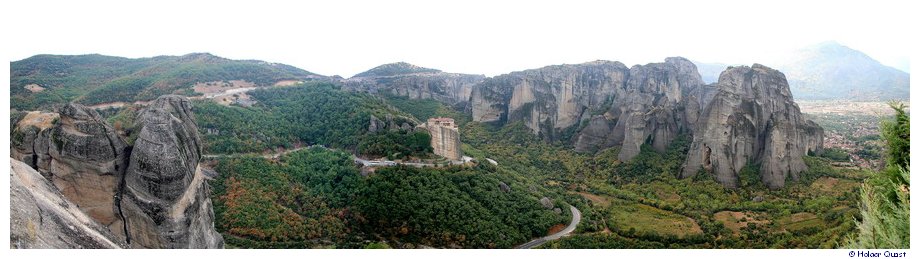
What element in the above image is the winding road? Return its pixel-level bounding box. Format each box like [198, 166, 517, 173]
[201, 146, 457, 168]
[516, 205, 581, 249]
[201, 146, 578, 248]
[202, 147, 309, 160]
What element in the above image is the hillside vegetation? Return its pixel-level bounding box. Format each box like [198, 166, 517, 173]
[352, 62, 441, 78]
[211, 147, 566, 248]
[11, 53, 904, 249]
[194, 83, 426, 159]
[846, 103, 910, 248]
[383, 97, 867, 248]
[11, 53, 319, 110]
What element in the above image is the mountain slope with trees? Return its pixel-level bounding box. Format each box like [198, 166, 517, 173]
[11, 53, 324, 110]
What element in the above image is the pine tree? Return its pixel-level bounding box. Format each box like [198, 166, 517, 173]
[845, 102, 910, 248]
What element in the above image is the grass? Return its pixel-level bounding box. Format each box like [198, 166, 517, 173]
[607, 198, 703, 238]
[576, 192, 612, 208]
[810, 177, 861, 195]
[713, 211, 771, 236]
[779, 212, 826, 232]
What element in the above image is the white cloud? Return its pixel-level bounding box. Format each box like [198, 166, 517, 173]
[4, 0, 912, 76]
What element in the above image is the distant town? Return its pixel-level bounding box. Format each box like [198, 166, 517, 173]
[800, 100, 906, 170]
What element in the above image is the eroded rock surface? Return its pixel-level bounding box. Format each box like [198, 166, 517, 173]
[680, 64, 824, 189]
[11, 104, 128, 236]
[471, 60, 632, 137]
[120, 95, 223, 248]
[346, 62, 485, 106]
[10, 158, 124, 249]
[10, 95, 223, 249]
[468, 57, 703, 162]
[467, 58, 822, 189]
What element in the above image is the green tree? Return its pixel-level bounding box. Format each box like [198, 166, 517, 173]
[846, 102, 909, 248]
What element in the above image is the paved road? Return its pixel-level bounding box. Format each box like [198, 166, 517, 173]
[202, 147, 308, 160]
[516, 205, 581, 249]
[203, 146, 451, 168]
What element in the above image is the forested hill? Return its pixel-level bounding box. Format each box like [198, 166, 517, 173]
[11, 53, 325, 110]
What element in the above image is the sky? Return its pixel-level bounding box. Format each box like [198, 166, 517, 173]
[3, 0, 914, 77]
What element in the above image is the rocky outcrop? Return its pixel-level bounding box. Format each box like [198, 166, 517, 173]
[426, 117, 462, 160]
[471, 60, 632, 137]
[499, 181, 511, 193]
[10, 104, 129, 237]
[679, 64, 824, 189]
[10, 158, 124, 249]
[539, 197, 554, 209]
[346, 62, 485, 106]
[10, 95, 224, 249]
[11, 111, 58, 176]
[467, 58, 822, 189]
[368, 114, 417, 133]
[120, 95, 223, 248]
[576, 58, 704, 160]
[469, 58, 703, 161]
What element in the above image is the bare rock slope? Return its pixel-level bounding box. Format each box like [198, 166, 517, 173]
[120, 95, 223, 248]
[680, 64, 824, 189]
[467, 58, 823, 189]
[345, 62, 485, 106]
[10, 95, 223, 249]
[10, 158, 124, 248]
[11, 103, 129, 236]
[470, 58, 704, 162]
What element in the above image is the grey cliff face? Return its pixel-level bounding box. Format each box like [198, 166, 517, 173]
[467, 58, 703, 161]
[10, 158, 125, 248]
[10, 95, 223, 249]
[471, 60, 632, 139]
[467, 58, 821, 189]
[121, 95, 223, 248]
[346, 62, 485, 106]
[368, 114, 418, 133]
[680, 64, 824, 189]
[10, 104, 128, 237]
[588, 58, 704, 161]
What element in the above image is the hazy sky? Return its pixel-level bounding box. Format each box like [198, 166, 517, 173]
[4, 0, 913, 77]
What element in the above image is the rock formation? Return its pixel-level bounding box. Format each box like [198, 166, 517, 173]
[9, 95, 223, 249]
[574, 58, 704, 160]
[10, 158, 125, 248]
[425, 117, 462, 160]
[120, 95, 223, 248]
[346, 62, 485, 106]
[467, 58, 822, 189]
[470, 58, 703, 161]
[368, 114, 417, 133]
[10, 104, 129, 237]
[11, 111, 58, 176]
[471, 61, 632, 136]
[680, 65, 824, 189]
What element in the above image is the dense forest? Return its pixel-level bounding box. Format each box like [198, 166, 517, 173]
[211, 148, 357, 248]
[194, 83, 426, 159]
[210, 147, 566, 248]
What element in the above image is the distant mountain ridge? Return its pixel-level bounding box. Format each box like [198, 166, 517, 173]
[352, 62, 442, 78]
[345, 62, 486, 106]
[11, 53, 325, 110]
[777, 42, 909, 101]
[692, 42, 910, 101]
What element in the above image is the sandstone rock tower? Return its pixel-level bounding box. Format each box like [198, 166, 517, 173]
[426, 117, 462, 160]
[10, 95, 224, 249]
